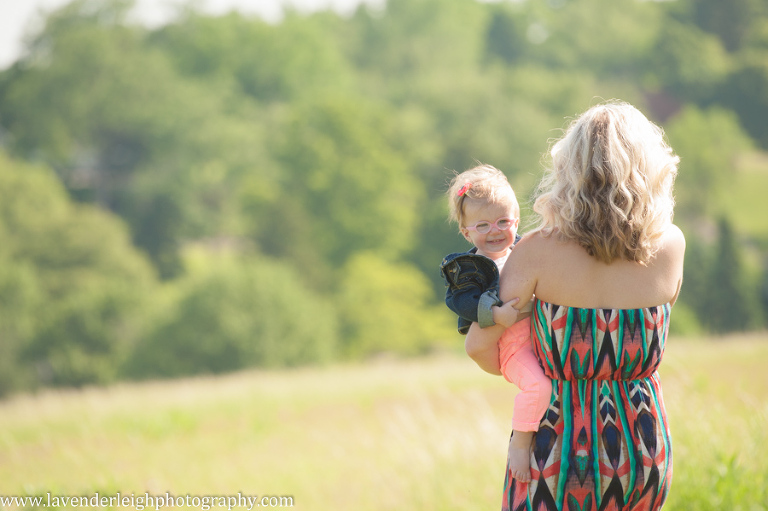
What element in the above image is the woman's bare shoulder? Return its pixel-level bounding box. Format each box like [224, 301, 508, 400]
[503, 230, 564, 281]
[497, 231, 552, 301]
[514, 229, 581, 262]
[515, 229, 562, 253]
[665, 224, 686, 246]
[657, 224, 686, 262]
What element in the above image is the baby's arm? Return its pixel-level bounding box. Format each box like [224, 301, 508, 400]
[491, 298, 520, 328]
[492, 296, 536, 328]
[445, 284, 485, 324]
[466, 235, 538, 374]
[442, 254, 504, 329]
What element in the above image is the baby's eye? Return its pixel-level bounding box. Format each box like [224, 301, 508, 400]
[497, 219, 512, 230]
[475, 222, 491, 233]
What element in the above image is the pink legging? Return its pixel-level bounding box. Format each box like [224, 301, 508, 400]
[498, 317, 552, 432]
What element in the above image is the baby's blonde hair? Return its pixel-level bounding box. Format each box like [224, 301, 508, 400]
[447, 164, 519, 227]
[533, 100, 679, 264]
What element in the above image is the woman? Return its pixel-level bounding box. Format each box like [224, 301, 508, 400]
[465, 101, 685, 511]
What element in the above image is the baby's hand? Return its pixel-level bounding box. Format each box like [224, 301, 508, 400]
[492, 298, 520, 328]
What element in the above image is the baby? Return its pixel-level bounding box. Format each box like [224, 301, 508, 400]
[439, 164, 551, 482]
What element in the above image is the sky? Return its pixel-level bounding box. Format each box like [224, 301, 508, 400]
[0, 0, 382, 69]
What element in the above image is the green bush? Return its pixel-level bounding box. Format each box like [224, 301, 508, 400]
[0, 257, 41, 395]
[0, 152, 157, 392]
[668, 301, 704, 337]
[336, 252, 456, 358]
[125, 250, 338, 379]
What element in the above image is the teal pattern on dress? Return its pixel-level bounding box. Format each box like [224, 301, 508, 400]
[502, 300, 673, 511]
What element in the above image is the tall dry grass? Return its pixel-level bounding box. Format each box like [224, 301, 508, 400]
[1, 335, 767, 510]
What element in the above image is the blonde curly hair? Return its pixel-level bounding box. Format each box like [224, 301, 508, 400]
[447, 164, 519, 227]
[533, 101, 679, 264]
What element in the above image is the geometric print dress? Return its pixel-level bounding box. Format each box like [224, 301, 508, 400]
[503, 300, 673, 511]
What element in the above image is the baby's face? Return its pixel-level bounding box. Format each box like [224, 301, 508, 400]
[460, 201, 519, 260]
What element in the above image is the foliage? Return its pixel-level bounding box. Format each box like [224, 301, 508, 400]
[125, 249, 338, 379]
[0, 0, 767, 392]
[532, 0, 662, 77]
[336, 252, 456, 358]
[705, 218, 764, 332]
[0, 0, 274, 278]
[667, 301, 704, 337]
[665, 105, 753, 221]
[149, 10, 357, 103]
[679, 222, 765, 335]
[689, 0, 766, 52]
[0, 254, 41, 394]
[0, 151, 156, 394]
[716, 57, 768, 149]
[645, 19, 730, 102]
[717, 153, 768, 243]
[261, 96, 424, 277]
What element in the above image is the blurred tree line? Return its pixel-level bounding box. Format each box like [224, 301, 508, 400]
[0, 0, 767, 395]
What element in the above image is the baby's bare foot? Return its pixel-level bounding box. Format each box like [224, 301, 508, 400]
[508, 444, 532, 483]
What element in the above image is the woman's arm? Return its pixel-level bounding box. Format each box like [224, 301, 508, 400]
[465, 233, 541, 374]
[664, 224, 686, 306]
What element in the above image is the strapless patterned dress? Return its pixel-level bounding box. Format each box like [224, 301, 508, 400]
[503, 300, 673, 511]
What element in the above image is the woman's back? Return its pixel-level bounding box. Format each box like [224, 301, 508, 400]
[498, 224, 685, 311]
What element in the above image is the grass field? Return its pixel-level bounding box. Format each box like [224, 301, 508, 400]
[1, 334, 767, 510]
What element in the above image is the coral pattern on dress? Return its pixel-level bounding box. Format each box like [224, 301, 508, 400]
[503, 300, 673, 511]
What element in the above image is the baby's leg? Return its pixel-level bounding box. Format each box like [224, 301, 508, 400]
[498, 320, 552, 432]
[498, 320, 552, 483]
[508, 430, 534, 483]
[505, 348, 551, 432]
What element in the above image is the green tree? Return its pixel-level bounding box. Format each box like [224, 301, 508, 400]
[149, 10, 356, 102]
[706, 218, 762, 331]
[690, 0, 765, 52]
[716, 59, 768, 149]
[125, 249, 338, 379]
[247, 96, 425, 286]
[0, 0, 274, 277]
[0, 151, 156, 390]
[664, 106, 753, 221]
[645, 19, 730, 103]
[345, 0, 487, 82]
[761, 256, 768, 322]
[525, 0, 661, 77]
[336, 252, 455, 358]
[0, 254, 42, 395]
[484, 4, 528, 65]
[676, 234, 713, 332]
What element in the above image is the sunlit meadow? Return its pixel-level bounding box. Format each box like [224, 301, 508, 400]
[1, 335, 767, 510]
